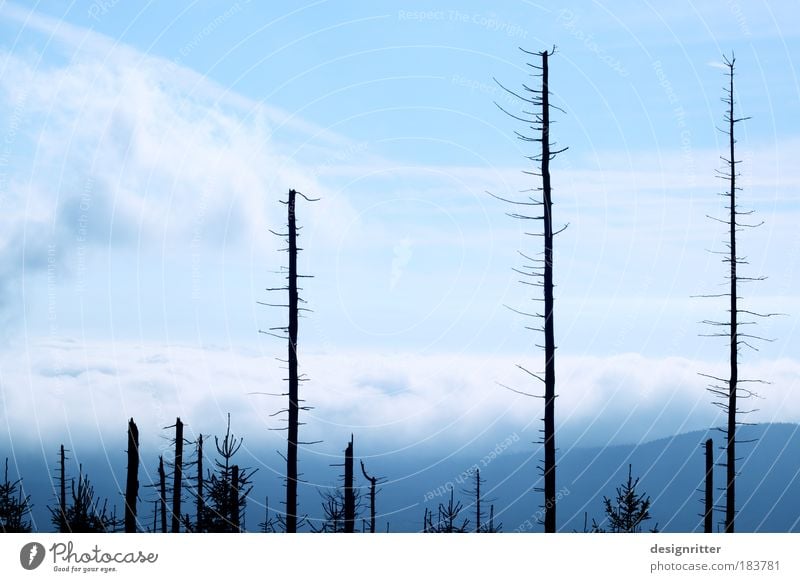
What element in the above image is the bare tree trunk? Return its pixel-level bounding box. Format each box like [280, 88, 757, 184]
[475, 468, 481, 533]
[196, 435, 204, 532]
[704, 438, 714, 533]
[171, 418, 183, 533]
[360, 460, 377, 533]
[697, 55, 771, 534]
[725, 59, 738, 534]
[158, 456, 167, 533]
[343, 436, 355, 533]
[124, 418, 139, 533]
[540, 49, 557, 535]
[494, 48, 564, 533]
[58, 444, 67, 533]
[286, 188, 299, 533]
[264, 188, 318, 532]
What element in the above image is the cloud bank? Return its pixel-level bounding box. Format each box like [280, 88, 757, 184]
[2, 338, 799, 462]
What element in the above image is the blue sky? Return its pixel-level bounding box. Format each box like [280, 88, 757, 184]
[0, 1, 799, 458]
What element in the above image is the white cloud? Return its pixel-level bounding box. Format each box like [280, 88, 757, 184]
[0, 48, 357, 245]
[0, 2, 797, 384]
[2, 339, 798, 461]
[0, 6, 370, 329]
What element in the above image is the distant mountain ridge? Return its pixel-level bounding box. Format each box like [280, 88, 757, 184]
[4, 423, 799, 532]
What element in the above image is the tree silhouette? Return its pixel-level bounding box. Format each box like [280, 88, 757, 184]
[0, 457, 32, 532]
[311, 489, 348, 533]
[595, 464, 655, 533]
[493, 47, 568, 533]
[484, 504, 502, 533]
[158, 456, 167, 533]
[191, 434, 206, 532]
[199, 415, 254, 532]
[50, 463, 118, 533]
[171, 417, 184, 533]
[49, 445, 117, 532]
[702, 438, 714, 533]
[260, 188, 319, 532]
[696, 54, 775, 533]
[311, 436, 363, 533]
[468, 468, 484, 533]
[310, 484, 364, 533]
[54, 444, 68, 532]
[124, 418, 140, 533]
[172, 432, 211, 534]
[423, 489, 469, 533]
[258, 496, 278, 533]
[461, 468, 501, 532]
[360, 460, 384, 533]
[343, 435, 355, 533]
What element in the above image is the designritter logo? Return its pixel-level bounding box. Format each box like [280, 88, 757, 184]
[20, 542, 46, 570]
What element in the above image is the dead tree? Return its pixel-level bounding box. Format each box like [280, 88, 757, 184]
[259, 496, 278, 533]
[54, 444, 68, 532]
[463, 468, 484, 532]
[461, 467, 502, 533]
[195, 435, 205, 532]
[493, 47, 567, 533]
[284, 187, 301, 534]
[124, 418, 140, 533]
[697, 54, 775, 533]
[171, 417, 184, 533]
[360, 460, 384, 533]
[485, 504, 502, 533]
[260, 188, 319, 532]
[158, 456, 167, 533]
[474, 469, 482, 532]
[344, 435, 355, 533]
[175, 433, 208, 534]
[49, 462, 117, 533]
[703, 438, 713, 533]
[311, 440, 364, 533]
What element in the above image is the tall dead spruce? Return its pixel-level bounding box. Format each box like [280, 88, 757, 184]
[493, 47, 567, 533]
[260, 188, 319, 532]
[697, 54, 774, 533]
